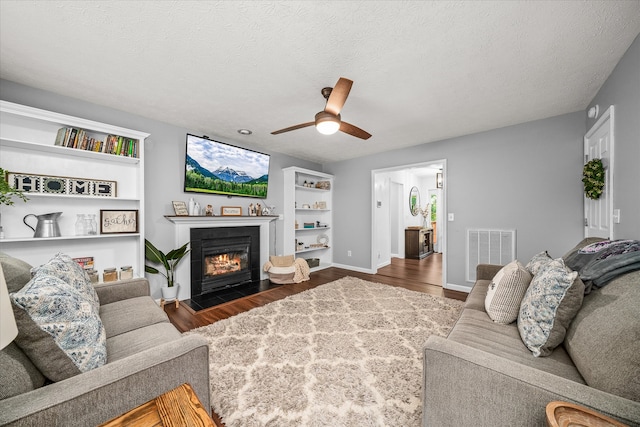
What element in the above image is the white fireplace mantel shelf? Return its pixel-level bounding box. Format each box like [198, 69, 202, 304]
[165, 215, 278, 225]
[165, 215, 277, 301]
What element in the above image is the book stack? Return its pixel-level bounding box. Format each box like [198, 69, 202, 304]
[54, 127, 139, 158]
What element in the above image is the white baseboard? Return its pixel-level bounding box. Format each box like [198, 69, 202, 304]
[377, 260, 391, 269]
[444, 283, 472, 293]
[331, 263, 377, 274]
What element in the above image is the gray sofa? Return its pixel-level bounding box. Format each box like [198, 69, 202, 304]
[423, 239, 640, 426]
[0, 254, 210, 426]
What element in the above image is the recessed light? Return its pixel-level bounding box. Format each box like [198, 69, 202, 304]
[237, 129, 252, 135]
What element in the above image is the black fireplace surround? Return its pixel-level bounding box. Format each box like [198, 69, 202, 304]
[190, 226, 261, 298]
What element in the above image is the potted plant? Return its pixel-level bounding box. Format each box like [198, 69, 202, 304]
[0, 167, 29, 237]
[144, 239, 190, 301]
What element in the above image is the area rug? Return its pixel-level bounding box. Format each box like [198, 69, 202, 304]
[185, 276, 464, 427]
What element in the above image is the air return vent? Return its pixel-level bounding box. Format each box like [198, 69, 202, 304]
[466, 229, 516, 282]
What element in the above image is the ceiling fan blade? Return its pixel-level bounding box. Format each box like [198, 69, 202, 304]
[324, 77, 353, 116]
[271, 122, 315, 135]
[340, 121, 372, 140]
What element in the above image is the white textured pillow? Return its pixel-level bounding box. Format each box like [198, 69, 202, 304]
[518, 258, 584, 357]
[485, 260, 532, 324]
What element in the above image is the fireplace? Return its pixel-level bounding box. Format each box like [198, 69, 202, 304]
[190, 226, 260, 298]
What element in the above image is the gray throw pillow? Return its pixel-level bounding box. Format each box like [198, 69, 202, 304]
[0, 252, 33, 293]
[564, 270, 640, 402]
[485, 260, 532, 324]
[0, 342, 46, 399]
[518, 258, 584, 357]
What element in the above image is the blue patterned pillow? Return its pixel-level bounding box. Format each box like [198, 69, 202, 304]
[31, 253, 99, 311]
[10, 273, 107, 381]
[525, 251, 553, 276]
[518, 258, 584, 357]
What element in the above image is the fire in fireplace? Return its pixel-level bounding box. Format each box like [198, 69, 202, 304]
[204, 249, 247, 277]
[190, 226, 260, 298]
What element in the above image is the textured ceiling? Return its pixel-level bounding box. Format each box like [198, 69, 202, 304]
[1, 1, 639, 163]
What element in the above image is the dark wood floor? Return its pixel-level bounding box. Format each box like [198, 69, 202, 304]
[164, 253, 465, 333]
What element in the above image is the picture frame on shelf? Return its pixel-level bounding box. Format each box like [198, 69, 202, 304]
[100, 209, 139, 234]
[221, 206, 242, 216]
[172, 201, 189, 216]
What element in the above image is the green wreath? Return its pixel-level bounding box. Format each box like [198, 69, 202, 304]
[582, 158, 605, 200]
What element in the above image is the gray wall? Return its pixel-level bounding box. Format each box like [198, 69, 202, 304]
[325, 113, 586, 288]
[586, 34, 640, 239]
[0, 79, 320, 296]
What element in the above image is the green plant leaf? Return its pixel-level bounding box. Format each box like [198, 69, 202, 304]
[166, 242, 190, 261]
[144, 239, 165, 263]
[145, 265, 160, 274]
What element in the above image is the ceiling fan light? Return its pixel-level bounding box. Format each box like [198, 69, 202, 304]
[315, 112, 340, 135]
[316, 120, 340, 135]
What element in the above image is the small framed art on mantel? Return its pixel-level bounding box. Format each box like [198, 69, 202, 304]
[220, 206, 242, 216]
[172, 201, 189, 216]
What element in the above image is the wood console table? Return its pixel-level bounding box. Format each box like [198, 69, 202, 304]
[405, 227, 433, 259]
[99, 383, 214, 427]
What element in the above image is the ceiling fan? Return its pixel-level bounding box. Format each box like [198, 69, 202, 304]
[271, 77, 372, 140]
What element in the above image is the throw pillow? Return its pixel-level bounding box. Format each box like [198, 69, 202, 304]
[0, 252, 33, 293]
[31, 253, 100, 311]
[518, 259, 584, 357]
[485, 260, 532, 324]
[525, 251, 553, 276]
[10, 273, 107, 381]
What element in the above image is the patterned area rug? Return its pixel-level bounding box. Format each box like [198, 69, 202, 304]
[186, 276, 464, 426]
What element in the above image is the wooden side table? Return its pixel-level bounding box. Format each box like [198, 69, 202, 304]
[546, 401, 628, 427]
[99, 383, 214, 427]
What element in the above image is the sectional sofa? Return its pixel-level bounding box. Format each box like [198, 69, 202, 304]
[423, 238, 640, 426]
[0, 252, 210, 426]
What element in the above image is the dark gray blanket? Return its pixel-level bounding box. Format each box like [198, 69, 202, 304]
[564, 239, 640, 291]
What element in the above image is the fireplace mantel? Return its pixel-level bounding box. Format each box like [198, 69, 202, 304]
[166, 215, 277, 300]
[165, 215, 278, 226]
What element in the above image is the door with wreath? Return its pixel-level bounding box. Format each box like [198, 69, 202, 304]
[583, 106, 614, 239]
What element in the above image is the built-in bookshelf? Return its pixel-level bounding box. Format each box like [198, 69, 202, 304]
[0, 100, 149, 279]
[283, 167, 333, 271]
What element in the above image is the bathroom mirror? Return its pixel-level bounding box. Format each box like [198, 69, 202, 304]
[409, 186, 420, 216]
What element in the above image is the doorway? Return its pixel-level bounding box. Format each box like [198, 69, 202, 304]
[371, 160, 447, 288]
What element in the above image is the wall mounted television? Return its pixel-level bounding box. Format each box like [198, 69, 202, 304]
[184, 134, 270, 198]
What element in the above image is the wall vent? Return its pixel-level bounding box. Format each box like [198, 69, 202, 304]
[466, 229, 516, 282]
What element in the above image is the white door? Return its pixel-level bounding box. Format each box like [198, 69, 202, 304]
[584, 106, 614, 239]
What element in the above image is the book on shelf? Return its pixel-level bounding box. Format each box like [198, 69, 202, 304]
[54, 127, 67, 146]
[72, 256, 94, 270]
[54, 127, 139, 158]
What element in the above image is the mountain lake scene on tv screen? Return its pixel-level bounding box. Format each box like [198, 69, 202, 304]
[185, 136, 270, 198]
